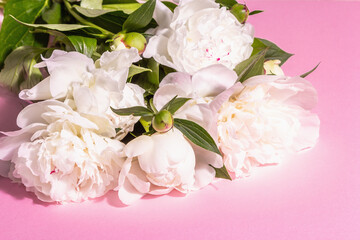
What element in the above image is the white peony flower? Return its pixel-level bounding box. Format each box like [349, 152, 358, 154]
[117, 129, 198, 205]
[143, 0, 254, 74]
[19, 49, 145, 139]
[0, 100, 125, 203]
[150, 64, 241, 189]
[217, 75, 320, 177]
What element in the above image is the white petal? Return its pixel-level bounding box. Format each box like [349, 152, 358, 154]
[16, 100, 71, 128]
[19, 77, 52, 100]
[118, 178, 145, 205]
[153, 84, 189, 110]
[153, 0, 173, 28]
[124, 135, 153, 158]
[191, 64, 237, 97]
[193, 161, 216, 190]
[0, 123, 45, 160]
[210, 82, 243, 113]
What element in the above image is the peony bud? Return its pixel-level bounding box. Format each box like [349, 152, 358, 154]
[230, 4, 249, 24]
[111, 32, 147, 54]
[152, 110, 174, 133]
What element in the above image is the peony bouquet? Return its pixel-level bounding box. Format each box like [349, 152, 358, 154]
[0, 0, 319, 204]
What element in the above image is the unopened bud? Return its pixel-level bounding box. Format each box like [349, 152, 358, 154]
[111, 32, 147, 54]
[152, 110, 174, 133]
[230, 4, 249, 24]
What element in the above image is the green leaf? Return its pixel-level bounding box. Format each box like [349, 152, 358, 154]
[103, 0, 138, 3]
[11, 15, 92, 31]
[211, 165, 232, 180]
[0, 46, 46, 92]
[146, 57, 159, 86]
[73, 5, 115, 17]
[73, 7, 128, 34]
[215, 0, 237, 9]
[249, 10, 263, 15]
[252, 38, 293, 65]
[102, 3, 141, 14]
[128, 65, 151, 79]
[174, 118, 221, 155]
[32, 29, 74, 50]
[111, 106, 154, 117]
[81, 0, 103, 10]
[67, 35, 97, 57]
[234, 49, 267, 82]
[300, 62, 320, 78]
[162, 1, 177, 12]
[161, 96, 191, 115]
[0, 0, 48, 66]
[122, 0, 156, 32]
[42, 2, 62, 24]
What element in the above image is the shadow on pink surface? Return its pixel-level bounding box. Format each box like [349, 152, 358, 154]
[0, 177, 55, 207]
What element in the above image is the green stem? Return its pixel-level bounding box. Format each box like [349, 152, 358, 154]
[63, 0, 114, 38]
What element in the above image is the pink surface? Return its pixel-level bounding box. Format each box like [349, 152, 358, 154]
[1, 1, 360, 239]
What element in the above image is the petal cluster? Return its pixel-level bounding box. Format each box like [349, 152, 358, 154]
[0, 101, 125, 202]
[144, 0, 254, 74]
[217, 75, 320, 177]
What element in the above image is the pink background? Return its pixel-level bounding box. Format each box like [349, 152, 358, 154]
[1, 1, 360, 239]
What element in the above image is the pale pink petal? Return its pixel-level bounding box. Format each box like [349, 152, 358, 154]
[118, 178, 145, 205]
[191, 64, 237, 97]
[153, 84, 189, 110]
[193, 161, 216, 190]
[210, 82, 244, 113]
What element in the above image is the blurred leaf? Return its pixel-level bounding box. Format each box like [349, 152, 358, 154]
[174, 118, 221, 156]
[102, 3, 141, 14]
[74, 5, 115, 17]
[211, 165, 232, 180]
[252, 38, 293, 65]
[111, 106, 154, 117]
[249, 10, 263, 15]
[42, 2, 62, 24]
[234, 49, 267, 82]
[11, 15, 92, 31]
[81, 0, 103, 10]
[0, 0, 48, 66]
[128, 65, 151, 78]
[300, 62, 320, 78]
[162, 1, 177, 12]
[146, 57, 159, 86]
[215, 0, 237, 9]
[68, 35, 97, 57]
[122, 0, 156, 32]
[161, 96, 191, 115]
[0, 46, 46, 92]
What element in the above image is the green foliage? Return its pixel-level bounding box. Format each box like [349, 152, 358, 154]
[234, 49, 267, 82]
[0, 0, 48, 66]
[67, 35, 97, 57]
[81, 0, 103, 10]
[300, 63, 320, 78]
[212, 165, 232, 180]
[42, 1, 62, 24]
[111, 106, 155, 117]
[174, 118, 221, 156]
[122, 0, 156, 32]
[0, 46, 46, 92]
[249, 10, 263, 15]
[215, 0, 237, 9]
[252, 38, 293, 65]
[160, 96, 191, 115]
